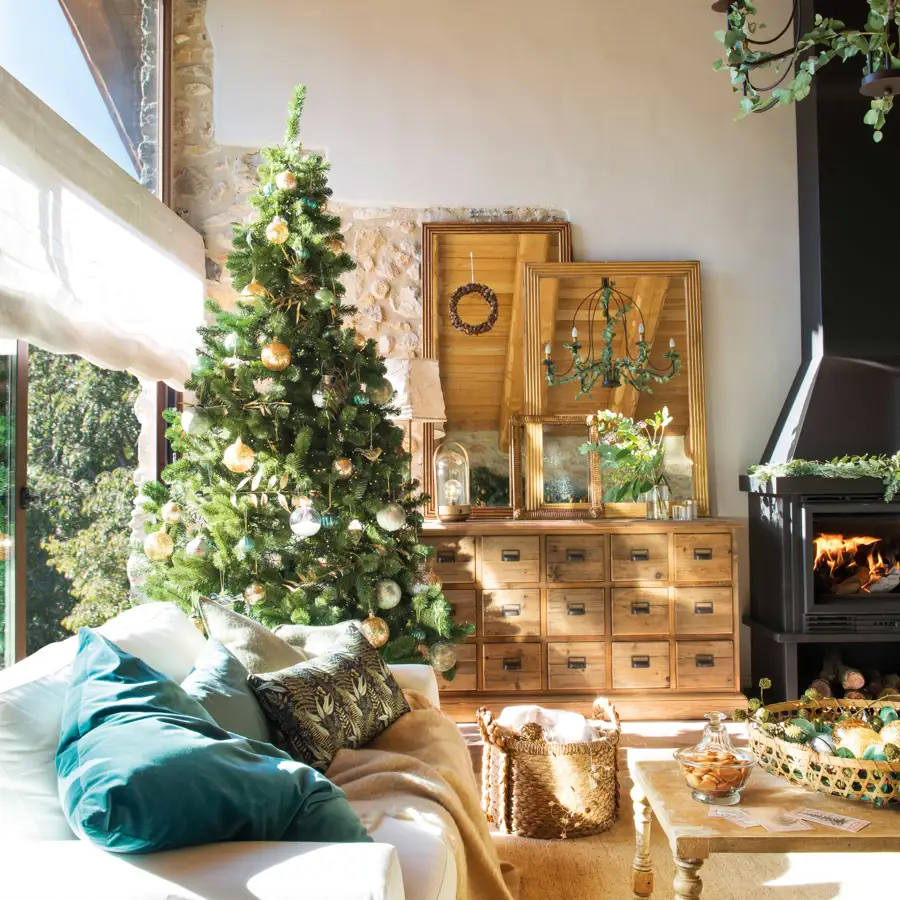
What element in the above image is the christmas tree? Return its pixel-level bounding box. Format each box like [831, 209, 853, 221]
[137, 86, 469, 671]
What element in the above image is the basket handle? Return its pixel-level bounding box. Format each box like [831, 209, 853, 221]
[592, 696, 621, 735]
[476, 706, 507, 749]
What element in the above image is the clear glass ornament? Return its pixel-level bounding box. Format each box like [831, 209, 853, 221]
[290, 504, 322, 537]
[429, 641, 457, 673]
[376, 579, 402, 609]
[376, 502, 405, 532]
[312, 375, 335, 409]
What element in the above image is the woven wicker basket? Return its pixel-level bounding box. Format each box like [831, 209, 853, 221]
[477, 699, 620, 839]
[750, 698, 900, 807]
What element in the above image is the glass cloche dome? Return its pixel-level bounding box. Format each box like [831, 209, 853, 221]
[433, 441, 471, 522]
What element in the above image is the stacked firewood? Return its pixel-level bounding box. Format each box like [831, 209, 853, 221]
[806, 650, 900, 700]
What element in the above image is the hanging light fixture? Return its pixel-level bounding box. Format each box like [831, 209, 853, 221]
[713, 1, 900, 141]
[543, 277, 681, 398]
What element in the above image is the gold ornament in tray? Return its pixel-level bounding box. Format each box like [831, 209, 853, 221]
[748, 698, 900, 807]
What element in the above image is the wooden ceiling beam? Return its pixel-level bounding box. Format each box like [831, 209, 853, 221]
[610, 277, 670, 419]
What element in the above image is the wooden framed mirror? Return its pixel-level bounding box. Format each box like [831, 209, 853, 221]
[523, 262, 708, 516]
[422, 222, 572, 518]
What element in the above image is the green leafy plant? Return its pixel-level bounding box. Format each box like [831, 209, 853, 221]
[581, 407, 672, 502]
[749, 453, 900, 501]
[714, 1, 900, 141]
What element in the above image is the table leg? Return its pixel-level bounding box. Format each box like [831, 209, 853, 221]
[630, 784, 654, 899]
[673, 857, 704, 900]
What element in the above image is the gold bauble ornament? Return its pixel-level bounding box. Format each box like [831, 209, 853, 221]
[333, 457, 353, 479]
[260, 340, 291, 371]
[837, 726, 881, 759]
[353, 332, 368, 350]
[275, 170, 297, 191]
[243, 582, 266, 605]
[0, 533, 11, 562]
[358, 612, 390, 648]
[879, 720, 900, 746]
[265, 216, 290, 245]
[328, 239, 343, 253]
[143, 529, 174, 561]
[241, 278, 268, 297]
[833, 717, 870, 743]
[160, 501, 183, 524]
[223, 436, 255, 473]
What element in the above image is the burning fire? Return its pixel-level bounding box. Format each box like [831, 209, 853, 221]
[813, 533, 897, 593]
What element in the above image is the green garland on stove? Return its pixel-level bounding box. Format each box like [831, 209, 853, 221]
[749, 453, 900, 502]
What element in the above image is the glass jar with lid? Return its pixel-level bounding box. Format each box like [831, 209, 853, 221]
[433, 441, 471, 522]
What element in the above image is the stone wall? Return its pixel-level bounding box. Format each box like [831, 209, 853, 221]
[170, 0, 563, 356]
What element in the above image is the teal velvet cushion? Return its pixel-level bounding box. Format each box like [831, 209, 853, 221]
[56, 629, 370, 853]
[181, 638, 272, 743]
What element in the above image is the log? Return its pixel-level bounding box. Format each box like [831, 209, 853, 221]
[819, 649, 864, 691]
[839, 664, 866, 691]
[843, 690, 868, 701]
[807, 678, 834, 699]
[834, 567, 870, 595]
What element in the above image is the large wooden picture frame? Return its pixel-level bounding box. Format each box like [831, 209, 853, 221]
[421, 222, 572, 518]
[523, 261, 709, 516]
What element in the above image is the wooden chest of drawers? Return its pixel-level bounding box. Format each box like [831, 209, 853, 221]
[422, 519, 744, 721]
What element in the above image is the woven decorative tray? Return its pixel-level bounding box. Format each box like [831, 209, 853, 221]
[749, 698, 900, 807]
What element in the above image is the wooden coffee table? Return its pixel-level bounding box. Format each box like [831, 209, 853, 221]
[630, 758, 900, 899]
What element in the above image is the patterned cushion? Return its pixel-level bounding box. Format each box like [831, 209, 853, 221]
[248, 627, 410, 771]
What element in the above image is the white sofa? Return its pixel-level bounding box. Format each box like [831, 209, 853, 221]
[0, 603, 455, 900]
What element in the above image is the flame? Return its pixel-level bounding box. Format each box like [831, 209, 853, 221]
[813, 533, 880, 578]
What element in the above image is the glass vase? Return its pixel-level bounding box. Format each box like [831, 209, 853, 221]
[645, 483, 670, 520]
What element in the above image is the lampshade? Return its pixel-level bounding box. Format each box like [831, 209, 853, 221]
[384, 358, 445, 423]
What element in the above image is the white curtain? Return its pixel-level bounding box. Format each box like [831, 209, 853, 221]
[0, 66, 205, 388]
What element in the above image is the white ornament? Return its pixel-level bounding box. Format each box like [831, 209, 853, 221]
[181, 407, 211, 436]
[289, 504, 322, 538]
[376, 502, 405, 532]
[185, 535, 211, 557]
[223, 332, 238, 352]
[160, 501, 183, 524]
[266, 216, 290, 245]
[275, 170, 297, 191]
[253, 378, 276, 395]
[376, 579, 402, 610]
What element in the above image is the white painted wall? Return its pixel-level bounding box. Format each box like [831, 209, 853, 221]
[207, 0, 801, 519]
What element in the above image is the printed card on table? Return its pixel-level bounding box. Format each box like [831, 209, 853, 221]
[707, 807, 760, 829]
[741, 808, 813, 833]
[788, 808, 871, 833]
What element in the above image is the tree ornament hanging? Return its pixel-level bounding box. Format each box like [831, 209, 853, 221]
[376, 502, 405, 532]
[352, 383, 370, 406]
[260, 340, 292, 371]
[275, 170, 297, 191]
[160, 501, 183, 524]
[144, 528, 174, 561]
[320, 512, 339, 528]
[289, 503, 322, 537]
[348, 519, 363, 543]
[223, 332, 238, 352]
[263, 550, 283, 569]
[429, 641, 457, 673]
[315, 287, 336, 308]
[328, 239, 343, 253]
[223, 436, 255, 473]
[265, 216, 290, 245]
[235, 535, 256, 556]
[241, 278, 268, 298]
[367, 377, 393, 405]
[243, 582, 266, 605]
[312, 374, 335, 409]
[376, 579, 402, 610]
[332, 457, 353, 479]
[353, 332, 368, 350]
[181, 406, 211, 437]
[185, 535, 211, 557]
[358, 612, 390, 648]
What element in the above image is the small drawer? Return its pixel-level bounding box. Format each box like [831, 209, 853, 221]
[481, 536, 540, 585]
[483, 589, 541, 637]
[423, 536, 476, 584]
[548, 642, 607, 691]
[443, 589, 477, 639]
[674, 534, 732, 584]
[439, 644, 476, 692]
[675, 587, 733, 635]
[676, 640, 735, 690]
[611, 641, 671, 690]
[610, 534, 669, 582]
[547, 589, 605, 636]
[483, 643, 542, 691]
[612, 588, 670, 636]
[546, 535, 605, 582]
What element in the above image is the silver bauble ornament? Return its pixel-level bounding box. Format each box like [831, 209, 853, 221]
[181, 407, 211, 436]
[144, 529, 174, 561]
[289, 504, 322, 537]
[367, 377, 394, 405]
[376, 502, 405, 532]
[429, 641, 457, 673]
[160, 501, 183, 524]
[376, 579, 402, 610]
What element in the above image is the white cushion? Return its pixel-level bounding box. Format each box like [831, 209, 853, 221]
[0, 840, 404, 900]
[274, 620, 358, 657]
[0, 602, 207, 841]
[388, 664, 441, 710]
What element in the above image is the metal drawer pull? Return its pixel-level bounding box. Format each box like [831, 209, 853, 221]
[695, 653, 715, 668]
[631, 601, 651, 616]
[501, 604, 522, 617]
[630, 549, 650, 562]
[694, 601, 714, 615]
[693, 548, 713, 561]
[631, 655, 651, 669]
[501, 549, 520, 562]
[447, 604, 457, 617]
[567, 657, 587, 670]
[565, 550, 585, 562]
[436, 550, 456, 563]
[502, 658, 522, 671]
[566, 602, 586, 616]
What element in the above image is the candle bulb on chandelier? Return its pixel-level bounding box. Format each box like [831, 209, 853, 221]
[571, 327, 578, 340]
[669, 338, 676, 348]
[544, 343, 551, 358]
[638, 323, 645, 336]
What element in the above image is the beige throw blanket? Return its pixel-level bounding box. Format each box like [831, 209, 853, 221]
[327, 691, 519, 900]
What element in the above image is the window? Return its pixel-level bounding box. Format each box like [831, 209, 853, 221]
[0, 0, 163, 193]
[0, 342, 18, 668]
